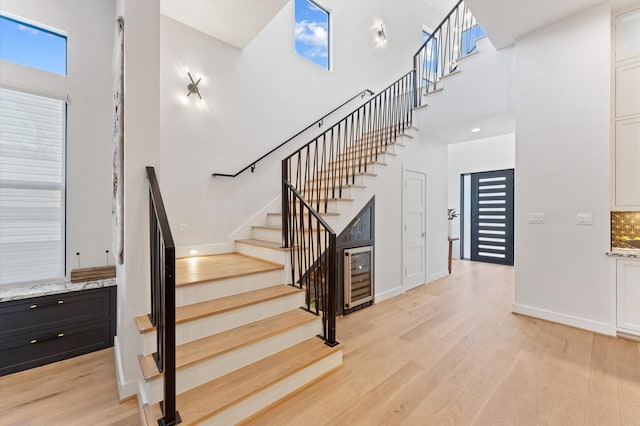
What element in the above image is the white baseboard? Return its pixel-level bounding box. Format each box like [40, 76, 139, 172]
[114, 336, 138, 400]
[375, 285, 405, 303]
[512, 303, 615, 336]
[428, 270, 449, 283]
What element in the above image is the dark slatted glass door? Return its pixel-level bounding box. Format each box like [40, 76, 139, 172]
[470, 169, 514, 266]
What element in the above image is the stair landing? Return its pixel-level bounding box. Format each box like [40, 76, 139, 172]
[176, 252, 282, 287]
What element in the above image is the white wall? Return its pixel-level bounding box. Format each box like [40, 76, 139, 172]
[112, 0, 161, 400]
[0, 0, 115, 276]
[513, 3, 612, 334]
[158, 0, 440, 251]
[370, 127, 449, 301]
[447, 133, 516, 256]
[419, 37, 515, 132]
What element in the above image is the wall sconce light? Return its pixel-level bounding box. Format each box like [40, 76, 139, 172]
[378, 23, 386, 40]
[186, 71, 202, 99]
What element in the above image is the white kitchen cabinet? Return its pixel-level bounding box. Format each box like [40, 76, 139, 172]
[617, 258, 640, 335]
[612, 8, 640, 210]
[615, 118, 640, 207]
[615, 61, 640, 118]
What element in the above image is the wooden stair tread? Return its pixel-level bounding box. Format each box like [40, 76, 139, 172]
[316, 165, 382, 173]
[343, 142, 405, 153]
[175, 252, 283, 287]
[289, 197, 354, 202]
[252, 224, 326, 233]
[340, 151, 396, 159]
[266, 211, 340, 218]
[236, 239, 290, 251]
[329, 160, 387, 167]
[306, 171, 377, 183]
[139, 309, 317, 381]
[135, 285, 303, 333]
[144, 338, 342, 425]
[301, 184, 366, 192]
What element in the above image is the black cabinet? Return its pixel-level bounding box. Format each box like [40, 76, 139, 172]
[337, 197, 375, 315]
[0, 286, 116, 376]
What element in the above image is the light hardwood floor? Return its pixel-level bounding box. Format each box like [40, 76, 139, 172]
[2, 260, 639, 425]
[246, 260, 640, 425]
[0, 348, 139, 425]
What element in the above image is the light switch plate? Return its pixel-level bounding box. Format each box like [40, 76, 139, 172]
[528, 213, 546, 224]
[576, 213, 593, 225]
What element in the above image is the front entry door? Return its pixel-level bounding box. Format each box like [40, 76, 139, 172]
[471, 169, 514, 266]
[403, 170, 427, 289]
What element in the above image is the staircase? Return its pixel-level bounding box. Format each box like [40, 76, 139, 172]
[140, 126, 417, 425]
[139, 1, 486, 424]
[140, 253, 342, 425]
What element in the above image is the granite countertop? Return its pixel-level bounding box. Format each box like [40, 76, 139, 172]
[0, 278, 116, 302]
[606, 248, 640, 259]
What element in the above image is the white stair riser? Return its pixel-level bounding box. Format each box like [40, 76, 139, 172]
[301, 186, 357, 200]
[267, 213, 285, 227]
[340, 145, 398, 157]
[264, 215, 342, 238]
[267, 213, 343, 227]
[251, 227, 284, 243]
[330, 152, 394, 166]
[235, 243, 292, 282]
[176, 269, 284, 307]
[292, 199, 349, 214]
[316, 163, 381, 176]
[201, 350, 342, 425]
[307, 173, 376, 187]
[144, 319, 324, 404]
[140, 291, 305, 353]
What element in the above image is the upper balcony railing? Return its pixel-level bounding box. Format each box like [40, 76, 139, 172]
[413, 0, 485, 108]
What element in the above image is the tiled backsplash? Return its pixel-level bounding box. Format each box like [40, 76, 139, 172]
[611, 211, 640, 249]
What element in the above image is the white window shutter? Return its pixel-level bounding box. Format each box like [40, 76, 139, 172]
[0, 87, 65, 286]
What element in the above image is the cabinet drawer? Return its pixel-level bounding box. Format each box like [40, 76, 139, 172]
[0, 320, 112, 376]
[0, 287, 114, 339]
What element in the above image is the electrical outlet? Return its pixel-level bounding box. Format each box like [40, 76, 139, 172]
[576, 213, 592, 225]
[179, 224, 188, 235]
[528, 213, 546, 224]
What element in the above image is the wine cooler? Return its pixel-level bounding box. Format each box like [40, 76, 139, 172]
[344, 246, 374, 310]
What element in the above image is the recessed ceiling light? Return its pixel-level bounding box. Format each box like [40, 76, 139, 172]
[471, 127, 481, 133]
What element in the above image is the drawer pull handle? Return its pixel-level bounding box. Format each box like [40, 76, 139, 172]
[29, 333, 65, 344]
[28, 300, 64, 310]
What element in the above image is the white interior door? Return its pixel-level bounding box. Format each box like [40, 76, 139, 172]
[403, 170, 427, 290]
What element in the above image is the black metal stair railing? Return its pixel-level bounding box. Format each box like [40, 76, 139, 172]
[413, 0, 484, 107]
[146, 166, 181, 426]
[281, 72, 413, 345]
[283, 180, 338, 346]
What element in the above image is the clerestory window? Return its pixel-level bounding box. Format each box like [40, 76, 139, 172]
[294, 0, 330, 70]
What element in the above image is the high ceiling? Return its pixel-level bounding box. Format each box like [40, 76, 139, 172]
[161, 0, 289, 49]
[464, 0, 607, 48]
[160, 0, 621, 50]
